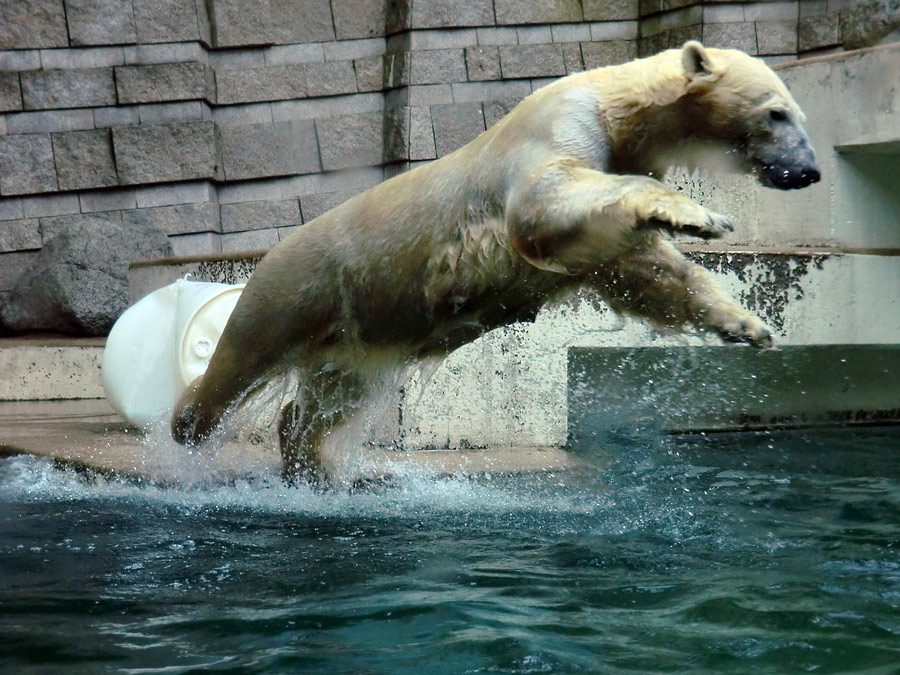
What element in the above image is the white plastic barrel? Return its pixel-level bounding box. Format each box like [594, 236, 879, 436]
[101, 279, 244, 428]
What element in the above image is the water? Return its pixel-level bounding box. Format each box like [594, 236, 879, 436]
[1, 427, 899, 673]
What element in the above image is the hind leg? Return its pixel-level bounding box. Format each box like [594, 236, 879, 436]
[277, 368, 365, 484]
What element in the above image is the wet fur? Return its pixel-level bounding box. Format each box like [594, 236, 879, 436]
[172, 42, 819, 480]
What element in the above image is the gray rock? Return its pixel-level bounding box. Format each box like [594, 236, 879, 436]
[840, 0, 900, 50]
[0, 134, 58, 195]
[756, 20, 798, 56]
[0, 0, 68, 49]
[0, 214, 172, 335]
[431, 102, 484, 157]
[702, 22, 758, 54]
[332, 0, 386, 39]
[0, 73, 22, 112]
[269, 0, 334, 43]
[115, 62, 210, 104]
[499, 45, 566, 79]
[132, 0, 202, 43]
[21, 68, 116, 110]
[113, 121, 221, 185]
[207, 0, 273, 47]
[316, 112, 384, 171]
[494, 0, 582, 25]
[383, 106, 409, 162]
[52, 129, 118, 191]
[355, 56, 385, 93]
[299, 191, 356, 222]
[66, 0, 138, 46]
[409, 106, 436, 160]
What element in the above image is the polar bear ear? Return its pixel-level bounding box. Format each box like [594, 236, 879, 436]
[681, 41, 715, 78]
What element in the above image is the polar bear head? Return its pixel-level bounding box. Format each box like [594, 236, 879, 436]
[681, 41, 820, 190]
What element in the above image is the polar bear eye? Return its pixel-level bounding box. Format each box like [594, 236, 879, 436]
[768, 109, 788, 122]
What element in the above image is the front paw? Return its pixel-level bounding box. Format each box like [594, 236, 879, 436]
[715, 313, 774, 349]
[642, 195, 734, 240]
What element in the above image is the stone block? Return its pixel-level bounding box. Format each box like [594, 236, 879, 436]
[0, 50, 42, 71]
[122, 202, 220, 235]
[79, 188, 137, 213]
[212, 102, 274, 125]
[551, 23, 592, 43]
[703, 4, 745, 24]
[93, 106, 141, 128]
[562, 42, 584, 73]
[220, 198, 300, 233]
[409, 106, 436, 160]
[21, 68, 116, 110]
[169, 232, 222, 256]
[222, 228, 279, 252]
[451, 79, 532, 103]
[410, 0, 495, 29]
[219, 120, 320, 180]
[132, 0, 202, 43]
[581, 40, 638, 69]
[0, 135, 58, 195]
[135, 182, 215, 208]
[116, 62, 211, 105]
[383, 50, 409, 88]
[299, 191, 355, 222]
[583, 0, 639, 21]
[476, 27, 519, 46]
[483, 98, 518, 128]
[0, 197, 24, 221]
[382, 106, 409, 162]
[66, 0, 138, 46]
[409, 28, 478, 50]
[0, 218, 41, 252]
[702, 22, 759, 54]
[355, 56, 385, 92]
[269, 0, 334, 44]
[40, 47, 125, 69]
[113, 121, 221, 185]
[409, 49, 467, 85]
[21, 193, 80, 217]
[266, 43, 326, 66]
[517, 26, 553, 44]
[305, 61, 359, 97]
[208, 49, 266, 72]
[407, 84, 453, 105]
[1, 213, 171, 335]
[590, 19, 639, 40]
[333, 0, 387, 39]
[123, 41, 205, 65]
[499, 45, 566, 79]
[756, 20, 798, 55]
[799, 13, 841, 50]
[137, 101, 209, 124]
[324, 37, 386, 61]
[0, 73, 21, 112]
[744, 1, 800, 22]
[215, 65, 306, 105]
[0, 0, 68, 49]
[317, 112, 384, 170]
[431, 102, 484, 157]
[666, 25, 702, 48]
[495, 0, 582, 25]
[207, 0, 274, 47]
[465, 46, 501, 81]
[51, 128, 118, 191]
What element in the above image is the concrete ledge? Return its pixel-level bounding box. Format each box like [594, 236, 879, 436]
[0, 336, 105, 401]
[568, 344, 900, 443]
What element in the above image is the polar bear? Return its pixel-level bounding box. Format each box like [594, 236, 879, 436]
[172, 41, 819, 480]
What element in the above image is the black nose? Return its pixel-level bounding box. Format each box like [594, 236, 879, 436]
[801, 167, 820, 185]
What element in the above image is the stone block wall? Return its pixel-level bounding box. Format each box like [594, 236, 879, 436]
[1, 0, 898, 332]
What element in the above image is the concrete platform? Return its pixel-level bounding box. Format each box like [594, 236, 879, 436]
[0, 399, 577, 484]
